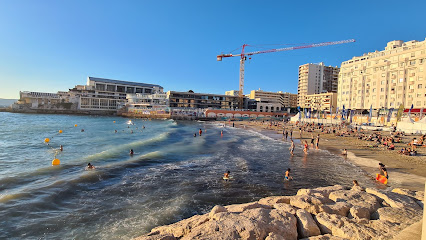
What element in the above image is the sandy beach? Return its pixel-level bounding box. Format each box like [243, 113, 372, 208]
[225, 120, 426, 191]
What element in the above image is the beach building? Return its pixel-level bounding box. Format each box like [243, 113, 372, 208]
[298, 62, 339, 107]
[69, 77, 163, 112]
[337, 38, 426, 111]
[303, 92, 337, 112]
[247, 89, 297, 112]
[13, 91, 79, 111]
[167, 91, 239, 109]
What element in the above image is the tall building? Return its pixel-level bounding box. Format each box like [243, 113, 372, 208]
[247, 89, 297, 112]
[298, 62, 339, 107]
[337, 38, 426, 110]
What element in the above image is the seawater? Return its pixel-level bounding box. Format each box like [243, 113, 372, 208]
[0, 112, 376, 239]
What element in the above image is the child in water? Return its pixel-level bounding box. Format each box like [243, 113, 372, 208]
[223, 171, 230, 180]
[87, 163, 95, 169]
[285, 168, 293, 180]
[129, 149, 134, 155]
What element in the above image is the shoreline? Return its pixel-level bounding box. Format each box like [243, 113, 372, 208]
[227, 120, 426, 191]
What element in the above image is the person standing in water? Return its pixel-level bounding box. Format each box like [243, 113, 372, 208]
[59, 145, 63, 151]
[315, 134, 320, 150]
[129, 149, 134, 156]
[289, 140, 295, 156]
[285, 168, 293, 180]
[199, 129, 203, 136]
[303, 140, 309, 154]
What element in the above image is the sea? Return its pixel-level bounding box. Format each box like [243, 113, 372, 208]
[0, 112, 378, 239]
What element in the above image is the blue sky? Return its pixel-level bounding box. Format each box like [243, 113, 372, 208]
[1, 0, 426, 99]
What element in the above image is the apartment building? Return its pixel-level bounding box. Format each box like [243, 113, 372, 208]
[167, 91, 239, 109]
[247, 89, 297, 112]
[304, 92, 337, 112]
[298, 62, 339, 107]
[338, 38, 426, 110]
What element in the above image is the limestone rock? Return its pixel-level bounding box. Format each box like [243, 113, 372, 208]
[297, 185, 346, 198]
[328, 190, 381, 214]
[325, 202, 351, 217]
[351, 186, 365, 192]
[265, 232, 286, 240]
[147, 214, 209, 239]
[372, 207, 422, 224]
[273, 203, 297, 215]
[135, 234, 177, 240]
[391, 188, 424, 201]
[315, 212, 379, 239]
[290, 195, 329, 215]
[348, 206, 370, 220]
[300, 234, 349, 239]
[296, 209, 321, 238]
[366, 188, 421, 210]
[208, 205, 227, 219]
[258, 196, 291, 206]
[225, 201, 272, 213]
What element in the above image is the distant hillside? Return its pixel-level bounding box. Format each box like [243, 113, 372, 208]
[0, 99, 18, 107]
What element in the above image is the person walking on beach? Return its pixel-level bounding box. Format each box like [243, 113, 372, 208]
[289, 140, 295, 156]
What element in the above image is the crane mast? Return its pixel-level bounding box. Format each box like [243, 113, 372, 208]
[217, 39, 355, 109]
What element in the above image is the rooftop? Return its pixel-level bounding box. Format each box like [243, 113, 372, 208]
[88, 77, 163, 88]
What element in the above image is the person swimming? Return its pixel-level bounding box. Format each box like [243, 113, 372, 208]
[194, 133, 197, 137]
[59, 145, 63, 151]
[129, 149, 134, 155]
[223, 171, 230, 180]
[285, 168, 293, 180]
[220, 130, 223, 136]
[87, 163, 95, 169]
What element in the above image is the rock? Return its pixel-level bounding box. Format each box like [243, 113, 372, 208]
[348, 206, 370, 220]
[225, 201, 272, 213]
[351, 186, 365, 192]
[391, 188, 424, 201]
[140, 214, 209, 239]
[300, 234, 348, 240]
[134, 234, 177, 240]
[273, 203, 297, 215]
[208, 205, 227, 219]
[296, 209, 321, 238]
[366, 188, 422, 210]
[297, 185, 346, 198]
[315, 212, 379, 239]
[265, 232, 286, 240]
[372, 207, 422, 224]
[325, 202, 351, 217]
[258, 196, 291, 206]
[328, 190, 381, 214]
[290, 195, 328, 215]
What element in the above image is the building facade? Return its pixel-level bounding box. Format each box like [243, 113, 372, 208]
[338, 38, 426, 110]
[247, 89, 297, 112]
[167, 91, 239, 109]
[303, 92, 337, 112]
[70, 77, 163, 111]
[298, 62, 339, 107]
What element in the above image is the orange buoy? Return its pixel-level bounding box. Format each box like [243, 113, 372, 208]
[52, 158, 60, 165]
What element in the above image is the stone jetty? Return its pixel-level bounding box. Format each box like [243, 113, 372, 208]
[135, 185, 424, 240]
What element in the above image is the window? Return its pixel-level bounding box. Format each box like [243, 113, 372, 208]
[418, 84, 423, 89]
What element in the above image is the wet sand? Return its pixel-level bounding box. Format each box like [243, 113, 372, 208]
[222, 120, 426, 191]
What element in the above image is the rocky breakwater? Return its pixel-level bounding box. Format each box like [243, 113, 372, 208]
[135, 185, 424, 240]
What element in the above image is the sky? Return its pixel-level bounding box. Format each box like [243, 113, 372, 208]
[1, 0, 426, 99]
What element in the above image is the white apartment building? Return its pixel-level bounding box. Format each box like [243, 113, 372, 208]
[298, 62, 339, 107]
[338, 38, 426, 110]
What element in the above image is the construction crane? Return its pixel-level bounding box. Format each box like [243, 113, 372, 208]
[217, 39, 356, 109]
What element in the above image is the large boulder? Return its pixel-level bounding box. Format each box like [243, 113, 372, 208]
[366, 188, 422, 210]
[315, 212, 381, 239]
[391, 188, 424, 202]
[348, 206, 370, 220]
[300, 234, 348, 240]
[273, 203, 297, 215]
[297, 185, 346, 198]
[296, 209, 321, 238]
[371, 207, 422, 224]
[225, 201, 272, 213]
[258, 196, 291, 206]
[328, 190, 381, 214]
[208, 205, 227, 219]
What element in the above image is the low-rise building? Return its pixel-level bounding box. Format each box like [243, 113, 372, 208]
[247, 89, 297, 112]
[167, 91, 239, 109]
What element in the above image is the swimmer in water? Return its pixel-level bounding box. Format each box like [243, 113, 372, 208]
[220, 130, 223, 136]
[87, 163, 95, 169]
[223, 171, 230, 180]
[194, 133, 197, 137]
[59, 145, 63, 151]
[285, 168, 293, 180]
[130, 149, 134, 155]
[115, 130, 117, 133]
